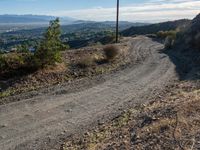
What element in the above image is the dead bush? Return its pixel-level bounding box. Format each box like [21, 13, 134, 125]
[103, 45, 120, 61]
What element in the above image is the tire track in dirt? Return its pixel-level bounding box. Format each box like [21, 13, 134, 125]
[0, 36, 177, 150]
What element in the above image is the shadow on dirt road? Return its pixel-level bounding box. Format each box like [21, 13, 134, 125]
[153, 38, 200, 81]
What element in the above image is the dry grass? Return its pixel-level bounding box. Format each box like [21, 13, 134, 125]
[77, 56, 95, 68]
[40, 62, 67, 73]
[62, 81, 200, 150]
[76, 54, 104, 69]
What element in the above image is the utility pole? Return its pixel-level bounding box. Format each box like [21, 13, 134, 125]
[116, 0, 119, 43]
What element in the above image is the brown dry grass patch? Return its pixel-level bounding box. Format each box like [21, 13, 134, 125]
[62, 81, 200, 150]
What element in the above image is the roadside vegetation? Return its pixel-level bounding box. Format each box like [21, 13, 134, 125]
[0, 17, 128, 99]
[0, 41, 128, 100]
[0, 52, 33, 74]
[157, 30, 178, 40]
[156, 30, 178, 49]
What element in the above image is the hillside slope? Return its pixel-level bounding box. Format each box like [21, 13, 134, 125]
[122, 19, 191, 36]
[179, 13, 200, 50]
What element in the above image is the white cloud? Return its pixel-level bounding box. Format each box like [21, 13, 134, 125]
[48, 0, 200, 22]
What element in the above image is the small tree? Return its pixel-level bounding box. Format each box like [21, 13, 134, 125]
[34, 18, 67, 67]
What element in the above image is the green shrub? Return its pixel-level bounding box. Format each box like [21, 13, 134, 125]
[0, 53, 34, 72]
[103, 45, 120, 61]
[157, 31, 166, 39]
[157, 30, 177, 40]
[34, 18, 67, 68]
[0, 53, 34, 73]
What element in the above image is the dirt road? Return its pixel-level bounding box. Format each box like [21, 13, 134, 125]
[0, 36, 177, 150]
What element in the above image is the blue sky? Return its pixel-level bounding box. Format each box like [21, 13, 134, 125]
[0, 0, 143, 12]
[0, 0, 200, 22]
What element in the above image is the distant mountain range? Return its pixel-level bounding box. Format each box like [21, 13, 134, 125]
[0, 15, 75, 24]
[0, 14, 150, 34]
[73, 20, 148, 26]
[0, 15, 149, 27]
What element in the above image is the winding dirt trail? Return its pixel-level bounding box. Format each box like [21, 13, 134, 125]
[0, 36, 177, 150]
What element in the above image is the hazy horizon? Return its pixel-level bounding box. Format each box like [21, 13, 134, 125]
[0, 0, 199, 23]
